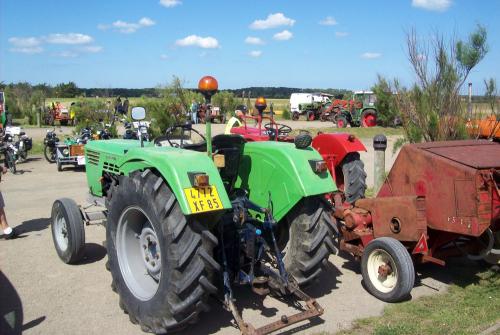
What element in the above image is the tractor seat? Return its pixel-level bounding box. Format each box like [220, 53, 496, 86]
[212, 134, 245, 191]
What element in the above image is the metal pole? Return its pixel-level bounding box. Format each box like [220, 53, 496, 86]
[205, 97, 212, 157]
[468, 82, 472, 120]
[373, 134, 387, 194]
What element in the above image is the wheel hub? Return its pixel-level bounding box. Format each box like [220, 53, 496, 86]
[139, 227, 161, 280]
[377, 263, 392, 277]
[54, 214, 69, 251]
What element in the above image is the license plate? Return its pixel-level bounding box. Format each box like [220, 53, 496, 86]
[77, 156, 86, 165]
[183, 186, 222, 214]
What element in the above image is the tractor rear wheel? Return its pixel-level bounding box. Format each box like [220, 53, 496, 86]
[292, 112, 300, 121]
[106, 170, 219, 333]
[341, 152, 367, 204]
[282, 197, 337, 286]
[361, 237, 415, 302]
[336, 116, 348, 128]
[361, 109, 377, 127]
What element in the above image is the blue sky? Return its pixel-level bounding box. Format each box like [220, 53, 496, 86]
[1, 0, 499, 93]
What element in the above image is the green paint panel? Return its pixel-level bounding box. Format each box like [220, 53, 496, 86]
[235, 141, 336, 221]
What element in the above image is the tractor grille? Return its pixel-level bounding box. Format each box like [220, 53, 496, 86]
[103, 162, 120, 174]
[86, 150, 100, 166]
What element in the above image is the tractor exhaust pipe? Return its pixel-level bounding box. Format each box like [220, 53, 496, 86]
[373, 134, 387, 194]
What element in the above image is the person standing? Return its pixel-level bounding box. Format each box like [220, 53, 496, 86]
[190, 100, 199, 124]
[122, 98, 130, 116]
[0, 165, 16, 239]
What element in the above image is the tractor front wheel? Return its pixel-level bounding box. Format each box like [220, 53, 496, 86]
[307, 111, 316, 121]
[106, 170, 219, 333]
[282, 197, 337, 286]
[51, 198, 86, 264]
[336, 115, 348, 128]
[361, 237, 415, 302]
[361, 109, 377, 127]
[292, 112, 300, 121]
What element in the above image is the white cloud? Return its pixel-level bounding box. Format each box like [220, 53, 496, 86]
[99, 17, 156, 34]
[335, 31, 349, 37]
[361, 52, 382, 59]
[9, 46, 43, 54]
[45, 33, 93, 44]
[273, 30, 293, 41]
[412, 0, 452, 11]
[53, 50, 79, 58]
[159, 0, 181, 7]
[79, 45, 103, 53]
[245, 36, 264, 45]
[175, 35, 220, 49]
[138, 17, 155, 26]
[8, 37, 42, 47]
[249, 50, 262, 58]
[250, 13, 295, 30]
[319, 16, 338, 26]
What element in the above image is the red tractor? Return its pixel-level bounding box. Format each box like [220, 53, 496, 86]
[44, 102, 74, 126]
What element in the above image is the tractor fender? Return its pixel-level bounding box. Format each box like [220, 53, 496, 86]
[312, 133, 366, 174]
[117, 146, 232, 215]
[234, 141, 336, 222]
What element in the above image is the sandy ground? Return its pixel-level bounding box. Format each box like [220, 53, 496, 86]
[0, 146, 474, 335]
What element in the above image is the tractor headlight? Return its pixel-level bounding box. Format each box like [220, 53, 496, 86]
[63, 148, 70, 156]
[309, 160, 327, 174]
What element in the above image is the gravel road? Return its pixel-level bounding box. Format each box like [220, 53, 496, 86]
[0, 148, 466, 335]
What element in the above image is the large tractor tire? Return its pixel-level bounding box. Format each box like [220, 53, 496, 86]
[361, 109, 377, 127]
[106, 170, 220, 333]
[341, 152, 367, 203]
[361, 237, 415, 302]
[281, 197, 337, 286]
[51, 198, 86, 264]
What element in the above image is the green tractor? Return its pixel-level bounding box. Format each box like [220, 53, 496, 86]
[333, 91, 378, 128]
[50, 76, 338, 334]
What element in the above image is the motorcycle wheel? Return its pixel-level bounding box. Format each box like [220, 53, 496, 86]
[44, 145, 57, 163]
[6, 151, 16, 174]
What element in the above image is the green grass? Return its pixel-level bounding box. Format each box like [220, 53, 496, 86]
[291, 126, 404, 139]
[337, 269, 500, 335]
[31, 140, 44, 155]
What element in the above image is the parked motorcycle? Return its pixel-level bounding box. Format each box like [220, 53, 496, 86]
[123, 119, 150, 141]
[43, 128, 60, 163]
[1, 126, 32, 173]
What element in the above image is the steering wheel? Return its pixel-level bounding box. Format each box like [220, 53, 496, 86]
[154, 123, 206, 148]
[264, 123, 292, 139]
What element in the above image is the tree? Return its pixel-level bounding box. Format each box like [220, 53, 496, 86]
[54, 82, 81, 98]
[484, 78, 498, 115]
[393, 25, 488, 144]
[371, 75, 398, 127]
